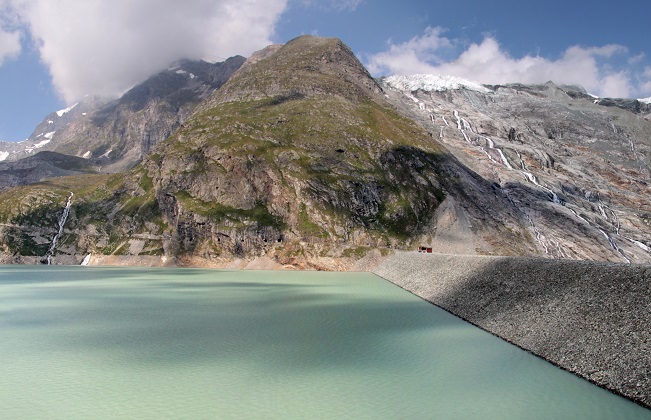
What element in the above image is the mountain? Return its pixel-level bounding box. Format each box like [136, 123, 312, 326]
[381, 74, 651, 263]
[0, 151, 100, 193]
[0, 56, 245, 172]
[144, 35, 452, 263]
[0, 35, 650, 266]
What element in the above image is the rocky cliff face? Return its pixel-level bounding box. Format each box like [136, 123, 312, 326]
[0, 36, 649, 265]
[382, 75, 651, 263]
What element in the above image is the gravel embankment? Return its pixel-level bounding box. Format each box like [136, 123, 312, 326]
[373, 252, 651, 408]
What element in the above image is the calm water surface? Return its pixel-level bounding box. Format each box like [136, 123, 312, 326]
[1, 266, 649, 419]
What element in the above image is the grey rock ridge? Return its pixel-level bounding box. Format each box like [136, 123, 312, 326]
[374, 252, 651, 409]
[382, 76, 651, 263]
[0, 56, 246, 173]
[0, 151, 100, 193]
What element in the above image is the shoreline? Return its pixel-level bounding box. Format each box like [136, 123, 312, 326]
[0, 250, 391, 272]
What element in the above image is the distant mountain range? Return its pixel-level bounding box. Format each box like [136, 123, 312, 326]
[0, 56, 245, 172]
[1, 35, 649, 265]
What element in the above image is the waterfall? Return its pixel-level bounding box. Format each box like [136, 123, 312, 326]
[44, 192, 74, 265]
[80, 254, 91, 266]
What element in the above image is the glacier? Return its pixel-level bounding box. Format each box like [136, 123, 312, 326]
[383, 74, 491, 94]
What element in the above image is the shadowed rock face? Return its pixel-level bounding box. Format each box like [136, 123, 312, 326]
[0, 151, 100, 193]
[382, 78, 651, 263]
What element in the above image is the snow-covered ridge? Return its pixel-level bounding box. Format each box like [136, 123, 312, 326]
[56, 102, 78, 117]
[639, 97, 651, 104]
[384, 74, 491, 94]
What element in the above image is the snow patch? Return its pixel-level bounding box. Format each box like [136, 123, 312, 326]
[56, 103, 78, 117]
[33, 138, 51, 148]
[384, 74, 491, 94]
[201, 57, 219, 64]
[0, 151, 8, 161]
[48, 120, 54, 124]
[639, 97, 651, 104]
[175, 69, 196, 79]
[100, 149, 112, 158]
[44, 131, 55, 140]
[82, 151, 92, 159]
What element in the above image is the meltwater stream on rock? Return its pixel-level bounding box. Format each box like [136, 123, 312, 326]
[43, 192, 74, 265]
[1, 266, 649, 419]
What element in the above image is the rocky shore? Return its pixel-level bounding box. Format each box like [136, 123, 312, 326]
[373, 252, 651, 409]
[0, 248, 390, 271]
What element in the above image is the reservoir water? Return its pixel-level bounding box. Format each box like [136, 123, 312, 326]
[1, 266, 649, 419]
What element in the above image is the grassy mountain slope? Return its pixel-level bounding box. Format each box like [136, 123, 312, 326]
[146, 36, 449, 260]
[0, 35, 530, 264]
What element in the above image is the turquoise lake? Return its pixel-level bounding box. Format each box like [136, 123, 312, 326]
[1, 266, 649, 419]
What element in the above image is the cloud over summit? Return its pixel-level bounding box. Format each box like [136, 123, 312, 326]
[366, 27, 650, 98]
[7, 0, 288, 103]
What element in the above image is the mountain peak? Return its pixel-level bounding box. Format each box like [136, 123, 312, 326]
[214, 35, 383, 104]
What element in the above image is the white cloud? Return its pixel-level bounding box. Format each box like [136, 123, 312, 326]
[8, 0, 288, 103]
[298, 0, 363, 11]
[600, 73, 632, 98]
[0, 28, 20, 64]
[629, 52, 645, 65]
[641, 68, 651, 95]
[366, 27, 645, 98]
[330, 0, 363, 11]
[0, 0, 21, 64]
[366, 27, 452, 75]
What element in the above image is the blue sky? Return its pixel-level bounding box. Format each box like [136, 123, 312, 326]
[1, 0, 650, 142]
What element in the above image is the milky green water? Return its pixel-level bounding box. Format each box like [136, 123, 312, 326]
[1, 266, 649, 419]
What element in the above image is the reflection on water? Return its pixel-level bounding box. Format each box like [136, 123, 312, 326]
[1, 266, 649, 419]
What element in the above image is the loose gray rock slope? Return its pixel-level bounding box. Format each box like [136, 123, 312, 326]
[374, 252, 651, 408]
[382, 77, 651, 263]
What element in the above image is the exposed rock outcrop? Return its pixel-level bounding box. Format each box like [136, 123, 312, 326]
[382, 77, 651, 263]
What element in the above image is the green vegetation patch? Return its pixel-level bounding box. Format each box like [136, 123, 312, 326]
[297, 203, 328, 238]
[175, 191, 285, 230]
